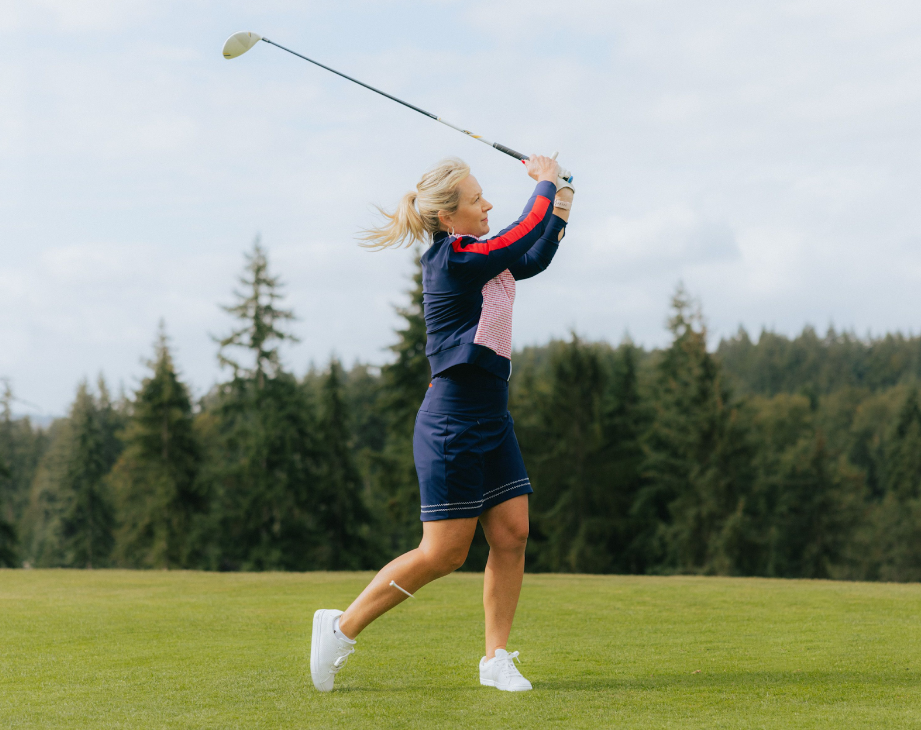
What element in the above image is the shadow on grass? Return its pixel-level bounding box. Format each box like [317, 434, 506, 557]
[321, 669, 919, 696]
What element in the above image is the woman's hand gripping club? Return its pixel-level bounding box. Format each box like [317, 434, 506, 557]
[525, 152, 575, 193]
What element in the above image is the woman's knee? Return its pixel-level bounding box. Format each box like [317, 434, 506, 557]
[419, 541, 469, 575]
[417, 517, 477, 575]
[488, 520, 529, 553]
[431, 545, 469, 574]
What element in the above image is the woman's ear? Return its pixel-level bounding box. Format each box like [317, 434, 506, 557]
[437, 209, 452, 232]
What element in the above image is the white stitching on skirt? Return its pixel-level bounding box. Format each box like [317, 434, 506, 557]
[420, 481, 531, 513]
[484, 477, 530, 497]
[421, 477, 530, 510]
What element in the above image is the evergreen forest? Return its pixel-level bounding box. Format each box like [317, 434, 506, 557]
[3, 242, 921, 581]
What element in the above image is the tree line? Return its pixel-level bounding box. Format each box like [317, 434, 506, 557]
[2, 242, 920, 580]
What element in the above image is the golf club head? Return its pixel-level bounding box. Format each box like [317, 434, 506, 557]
[222, 31, 263, 59]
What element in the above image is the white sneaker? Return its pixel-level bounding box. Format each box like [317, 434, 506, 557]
[310, 609, 356, 692]
[479, 648, 533, 691]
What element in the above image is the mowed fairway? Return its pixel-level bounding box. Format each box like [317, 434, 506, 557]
[1, 571, 920, 729]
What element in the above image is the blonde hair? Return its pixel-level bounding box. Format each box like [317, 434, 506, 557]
[359, 157, 470, 250]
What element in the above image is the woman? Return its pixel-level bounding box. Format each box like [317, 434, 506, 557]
[310, 154, 575, 692]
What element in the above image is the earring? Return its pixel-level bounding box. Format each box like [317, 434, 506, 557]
[450, 227, 455, 236]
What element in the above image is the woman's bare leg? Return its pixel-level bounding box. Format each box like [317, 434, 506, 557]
[337, 516, 478, 639]
[478, 495, 529, 659]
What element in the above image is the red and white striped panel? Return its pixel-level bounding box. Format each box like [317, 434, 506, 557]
[474, 269, 516, 359]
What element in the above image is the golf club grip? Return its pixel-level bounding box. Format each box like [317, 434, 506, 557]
[493, 143, 529, 161]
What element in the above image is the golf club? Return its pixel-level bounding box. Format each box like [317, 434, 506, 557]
[221, 31, 573, 184]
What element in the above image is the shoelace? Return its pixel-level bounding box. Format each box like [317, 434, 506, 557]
[330, 643, 355, 675]
[497, 651, 523, 679]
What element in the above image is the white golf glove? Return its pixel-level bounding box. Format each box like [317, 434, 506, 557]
[556, 172, 575, 194]
[550, 151, 575, 193]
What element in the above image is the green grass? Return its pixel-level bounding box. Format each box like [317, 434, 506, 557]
[1, 571, 920, 729]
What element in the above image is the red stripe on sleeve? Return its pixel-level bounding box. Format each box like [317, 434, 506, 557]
[452, 195, 551, 255]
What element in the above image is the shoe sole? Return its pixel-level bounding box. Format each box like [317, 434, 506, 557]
[480, 677, 532, 692]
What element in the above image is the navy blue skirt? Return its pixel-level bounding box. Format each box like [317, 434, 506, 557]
[413, 367, 532, 521]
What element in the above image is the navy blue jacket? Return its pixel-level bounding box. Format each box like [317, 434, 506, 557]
[421, 180, 567, 380]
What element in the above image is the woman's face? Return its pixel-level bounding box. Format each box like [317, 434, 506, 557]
[441, 175, 493, 237]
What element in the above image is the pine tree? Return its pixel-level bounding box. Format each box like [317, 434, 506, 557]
[312, 359, 374, 569]
[637, 286, 755, 574]
[744, 393, 814, 574]
[215, 238, 299, 390]
[0, 455, 16, 567]
[520, 337, 647, 573]
[525, 336, 609, 572]
[206, 241, 322, 571]
[763, 432, 861, 578]
[207, 373, 322, 570]
[20, 418, 70, 567]
[59, 381, 116, 568]
[0, 381, 49, 563]
[95, 377, 127, 473]
[867, 388, 921, 581]
[602, 343, 648, 572]
[0, 383, 19, 566]
[110, 324, 202, 568]
[883, 388, 921, 502]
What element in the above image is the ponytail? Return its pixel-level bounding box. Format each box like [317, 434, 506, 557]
[359, 157, 470, 250]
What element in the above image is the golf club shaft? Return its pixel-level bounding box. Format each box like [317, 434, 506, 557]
[261, 38, 530, 162]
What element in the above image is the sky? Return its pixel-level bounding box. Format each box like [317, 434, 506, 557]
[2, 0, 920, 416]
